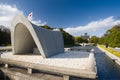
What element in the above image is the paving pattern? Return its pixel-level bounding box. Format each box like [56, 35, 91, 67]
[1, 51, 91, 70]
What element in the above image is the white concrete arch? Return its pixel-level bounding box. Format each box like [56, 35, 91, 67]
[14, 23, 37, 54]
[11, 15, 64, 58]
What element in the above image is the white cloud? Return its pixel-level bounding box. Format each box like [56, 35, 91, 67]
[0, 4, 47, 29]
[31, 19, 47, 26]
[64, 16, 120, 37]
[0, 4, 23, 28]
[27, 12, 47, 26]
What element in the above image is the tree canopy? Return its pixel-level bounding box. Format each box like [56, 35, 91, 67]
[2, 24, 120, 47]
[0, 25, 75, 46]
[90, 36, 99, 43]
[40, 25, 74, 45]
[41, 25, 54, 30]
[58, 28, 74, 45]
[99, 25, 120, 47]
[0, 25, 11, 46]
[74, 36, 88, 43]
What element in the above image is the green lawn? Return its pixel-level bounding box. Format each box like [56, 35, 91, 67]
[98, 45, 120, 58]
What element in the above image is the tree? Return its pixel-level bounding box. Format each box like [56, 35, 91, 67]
[0, 25, 11, 46]
[99, 25, 120, 47]
[106, 25, 120, 47]
[82, 38, 88, 43]
[90, 36, 99, 43]
[74, 36, 83, 43]
[40, 25, 53, 30]
[59, 28, 74, 45]
[39, 25, 74, 45]
[74, 36, 89, 43]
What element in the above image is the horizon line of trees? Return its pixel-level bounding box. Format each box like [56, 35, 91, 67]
[1, 24, 120, 47]
[0, 25, 11, 46]
[41, 25, 74, 45]
[98, 25, 120, 47]
[73, 24, 120, 48]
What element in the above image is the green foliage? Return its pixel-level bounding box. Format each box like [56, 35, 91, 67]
[74, 36, 88, 43]
[98, 45, 120, 58]
[82, 38, 88, 43]
[99, 25, 120, 47]
[74, 36, 83, 43]
[40, 25, 74, 45]
[40, 25, 54, 30]
[58, 28, 74, 45]
[90, 36, 99, 43]
[0, 24, 74, 46]
[0, 27, 11, 46]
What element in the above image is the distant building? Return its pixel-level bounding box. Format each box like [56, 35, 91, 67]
[81, 33, 90, 40]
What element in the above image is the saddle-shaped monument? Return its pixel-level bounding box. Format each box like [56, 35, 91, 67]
[11, 15, 64, 58]
[0, 15, 97, 80]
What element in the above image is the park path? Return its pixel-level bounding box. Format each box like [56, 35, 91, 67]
[109, 47, 120, 52]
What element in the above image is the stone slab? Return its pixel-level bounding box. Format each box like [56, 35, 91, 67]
[0, 51, 96, 79]
[1, 68, 63, 80]
[12, 15, 64, 58]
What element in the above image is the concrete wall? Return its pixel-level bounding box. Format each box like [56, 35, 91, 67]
[11, 15, 64, 58]
[1, 68, 63, 80]
[14, 23, 37, 54]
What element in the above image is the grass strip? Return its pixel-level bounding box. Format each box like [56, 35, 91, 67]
[98, 45, 120, 58]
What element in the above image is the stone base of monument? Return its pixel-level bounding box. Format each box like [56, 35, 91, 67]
[0, 51, 97, 79]
[1, 67, 63, 80]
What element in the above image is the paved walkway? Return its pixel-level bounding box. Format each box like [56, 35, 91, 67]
[109, 47, 120, 52]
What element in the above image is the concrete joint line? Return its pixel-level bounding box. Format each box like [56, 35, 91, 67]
[27, 68, 32, 74]
[63, 75, 69, 80]
[5, 64, 8, 68]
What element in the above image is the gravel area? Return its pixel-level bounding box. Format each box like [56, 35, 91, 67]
[1, 51, 91, 70]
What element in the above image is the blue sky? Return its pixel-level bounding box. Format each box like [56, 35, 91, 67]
[0, 0, 120, 37]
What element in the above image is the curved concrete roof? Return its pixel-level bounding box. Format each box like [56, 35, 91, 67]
[11, 15, 64, 58]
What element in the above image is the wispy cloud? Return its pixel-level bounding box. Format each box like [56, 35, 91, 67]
[0, 4, 47, 29]
[64, 16, 120, 37]
[31, 20, 47, 26]
[0, 4, 23, 28]
[27, 12, 47, 26]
